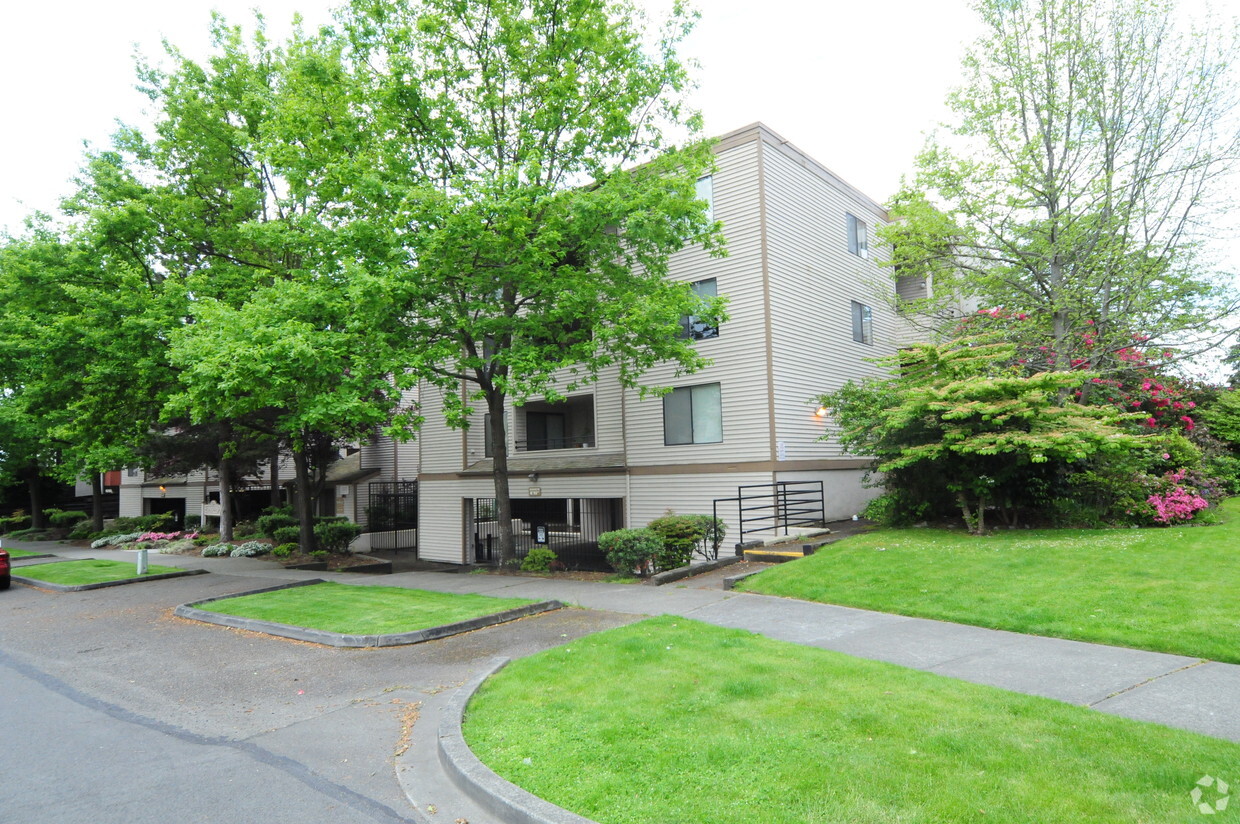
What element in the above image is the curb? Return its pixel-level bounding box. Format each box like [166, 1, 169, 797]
[13, 564, 208, 592]
[174, 580, 564, 648]
[8, 553, 57, 563]
[722, 569, 766, 590]
[648, 555, 742, 586]
[439, 658, 601, 824]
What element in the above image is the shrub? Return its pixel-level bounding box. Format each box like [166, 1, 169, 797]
[230, 540, 271, 557]
[111, 514, 174, 533]
[271, 543, 298, 558]
[271, 525, 301, 546]
[310, 549, 329, 561]
[520, 546, 559, 573]
[68, 522, 94, 540]
[256, 512, 299, 539]
[0, 515, 32, 534]
[201, 543, 233, 557]
[232, 520, 258, 539]
[192, 535, 215, 547]
[647, 513, 705, 571]
[184, 515, 202, 529]
[599, 528, 663, 577]
[314, 520, 361, 554]
[160, 539, 197, 554]
[90, 532, 144, 549]
[47, 510, 87, 528]
[690, 515, 728, 560]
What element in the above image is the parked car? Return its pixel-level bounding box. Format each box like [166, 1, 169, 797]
[0, 548, 9, 590]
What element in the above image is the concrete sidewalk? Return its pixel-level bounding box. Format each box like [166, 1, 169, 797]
[14, 537, 1239, 744]
[11, 537, 1240, 824]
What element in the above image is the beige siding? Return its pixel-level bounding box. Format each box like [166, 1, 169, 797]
[417, 381, 464, 473]
[774, 468, 879, 522]
[118, 485, 143, 518]
[629, 471, 774, 533]
[415, 481, 468, 563]
[762, 141, 899, 462]
[624, 136, 772, 466]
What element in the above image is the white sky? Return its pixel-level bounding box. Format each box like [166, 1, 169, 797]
[0, 0, 979, 234]
[0, 0, 1235, 283]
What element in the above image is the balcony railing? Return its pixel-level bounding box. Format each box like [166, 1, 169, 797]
[514, 434, 596, 452]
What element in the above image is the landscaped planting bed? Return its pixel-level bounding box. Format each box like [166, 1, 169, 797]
[464, 617, 1240, 824]
[740, 497, 1240, 662]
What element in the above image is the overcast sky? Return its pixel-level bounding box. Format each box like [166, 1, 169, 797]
[0, 0, 983, 233]
[1, 0, 1234, 274]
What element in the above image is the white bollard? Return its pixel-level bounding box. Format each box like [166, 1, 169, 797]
[136, 548, 149, 576]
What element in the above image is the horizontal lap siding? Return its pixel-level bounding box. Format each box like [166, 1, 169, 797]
[418, 381, 463, 473]
[415, 481, 467, 563]
[629, 471, 774, 534]
[774, 468, 879, 522]
[626, 137, 771, 467]
[762, 143, 898, 462]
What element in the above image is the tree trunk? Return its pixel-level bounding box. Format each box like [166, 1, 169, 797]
[957, 492, 974, 534]
[218, 458, 235, 542]
[270, 448, 282, 510]
[90, 472, 104, 533]
[26, 471, 45, 529]
[293, 444, 316, 553]
[487, 390, 516, 565]
[975, 494, 987, 535]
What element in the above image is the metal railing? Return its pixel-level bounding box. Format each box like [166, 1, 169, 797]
[514, 434, 596, 452]
[713, 480, 825, 546]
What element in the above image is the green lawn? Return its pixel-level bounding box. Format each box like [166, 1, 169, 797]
[740, 497, 1240, 663]
[465, 617, 1239, 824]
[5, 549, 43, 558]
[198, 581, 538, 635]
[17, 559, 182, 586]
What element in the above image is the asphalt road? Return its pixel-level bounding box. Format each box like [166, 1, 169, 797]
[0, 568, 634, 824]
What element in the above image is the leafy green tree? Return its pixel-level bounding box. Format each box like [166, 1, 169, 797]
[165, 280, 400, 552]
[335, 0, 726, 563]
[821, 338, 1144, 533]
[889, 0, 1240, 373]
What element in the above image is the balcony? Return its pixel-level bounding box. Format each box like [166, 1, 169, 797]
[515, 395, 595, 452]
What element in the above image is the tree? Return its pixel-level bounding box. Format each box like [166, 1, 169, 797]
[821, 336, 1144, 533]
[165, 280, 401, 552]
[335, 0, 726, 563]
[889, 0, 1240, 373]
[0, 215, 176, 532]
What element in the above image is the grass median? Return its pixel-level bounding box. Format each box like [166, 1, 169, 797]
[197, 581, 538, 635]
[17, 558, 181, 586]
[465, 617, 1239, 824]
[739, 497, 1240, 662]
[5, 549, 43, 559]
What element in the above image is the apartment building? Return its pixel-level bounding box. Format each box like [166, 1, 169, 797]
[402, 122, 902, 566]
[119, 123, 904, 564]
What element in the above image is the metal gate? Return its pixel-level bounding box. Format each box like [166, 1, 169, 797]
[368, 481, 419, 531]
[472, 497, 620, 571]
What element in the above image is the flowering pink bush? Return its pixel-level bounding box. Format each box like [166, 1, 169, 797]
[1146, 470, 1210, 524]
[137, 530, 199, 542]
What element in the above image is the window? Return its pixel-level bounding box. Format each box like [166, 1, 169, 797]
[127, 467, 139, 478]
[846, 213, 868, 258]
[663, 383, 723, 445]
[851, 301, 873, 345]
[696, 175, 714, 222]
[680, 278, 719, 340]
[483, 411, 507, 458]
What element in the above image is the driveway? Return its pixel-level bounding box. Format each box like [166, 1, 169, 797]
[0, 564, 635, 823]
